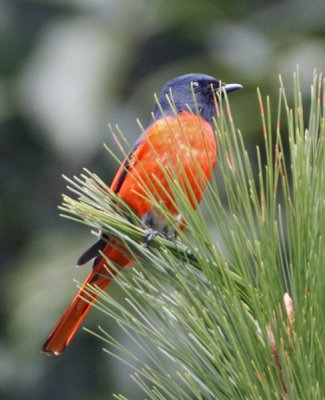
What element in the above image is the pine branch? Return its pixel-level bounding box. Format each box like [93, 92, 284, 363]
[60, 71, 325, 399]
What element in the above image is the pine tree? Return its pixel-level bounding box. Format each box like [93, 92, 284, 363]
[61, 72, 325, 400]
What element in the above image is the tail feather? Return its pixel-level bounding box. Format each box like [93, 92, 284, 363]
[41, 269, 111, 355]
[42, 243, 131, 355]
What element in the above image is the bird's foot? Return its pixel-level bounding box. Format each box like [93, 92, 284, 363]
[144, 227, 178, 248]
[144, 228, 159, 248]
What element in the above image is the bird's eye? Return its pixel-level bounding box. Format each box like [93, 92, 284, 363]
[191, 81, 200, 89]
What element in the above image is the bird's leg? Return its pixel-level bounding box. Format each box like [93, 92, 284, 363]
[141, 210, 199, 264]
[144, 228, 158, 248]
[142, 209, 181, 248]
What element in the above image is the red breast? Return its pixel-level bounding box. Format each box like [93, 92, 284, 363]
[112, 111, 217, 216]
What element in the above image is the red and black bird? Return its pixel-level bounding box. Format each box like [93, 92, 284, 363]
[42, 73, 242, 355]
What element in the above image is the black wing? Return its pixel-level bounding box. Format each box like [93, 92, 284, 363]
[77, 134, 145, 266]
[76, 236, 107, 266]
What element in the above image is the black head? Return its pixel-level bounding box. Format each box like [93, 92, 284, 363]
[153, 73, 242, 123]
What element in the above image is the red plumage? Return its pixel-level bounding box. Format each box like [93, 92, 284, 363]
[41, 73, 242, 355]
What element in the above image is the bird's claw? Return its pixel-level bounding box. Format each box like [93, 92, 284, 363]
[144, 228, 159, 248]
[143, 228, 178, 248]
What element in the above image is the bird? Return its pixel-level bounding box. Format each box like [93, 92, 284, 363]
[41, 73, 242, 355]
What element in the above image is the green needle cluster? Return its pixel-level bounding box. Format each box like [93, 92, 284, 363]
[60, 72, 324, 400]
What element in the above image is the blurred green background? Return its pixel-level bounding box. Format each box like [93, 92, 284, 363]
[1, 0, 324, 399]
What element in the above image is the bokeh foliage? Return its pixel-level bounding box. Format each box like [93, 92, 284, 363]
[1, 1, 325, 399]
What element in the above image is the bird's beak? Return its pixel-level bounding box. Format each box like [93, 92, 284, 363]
[220, 83, 243, 94]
